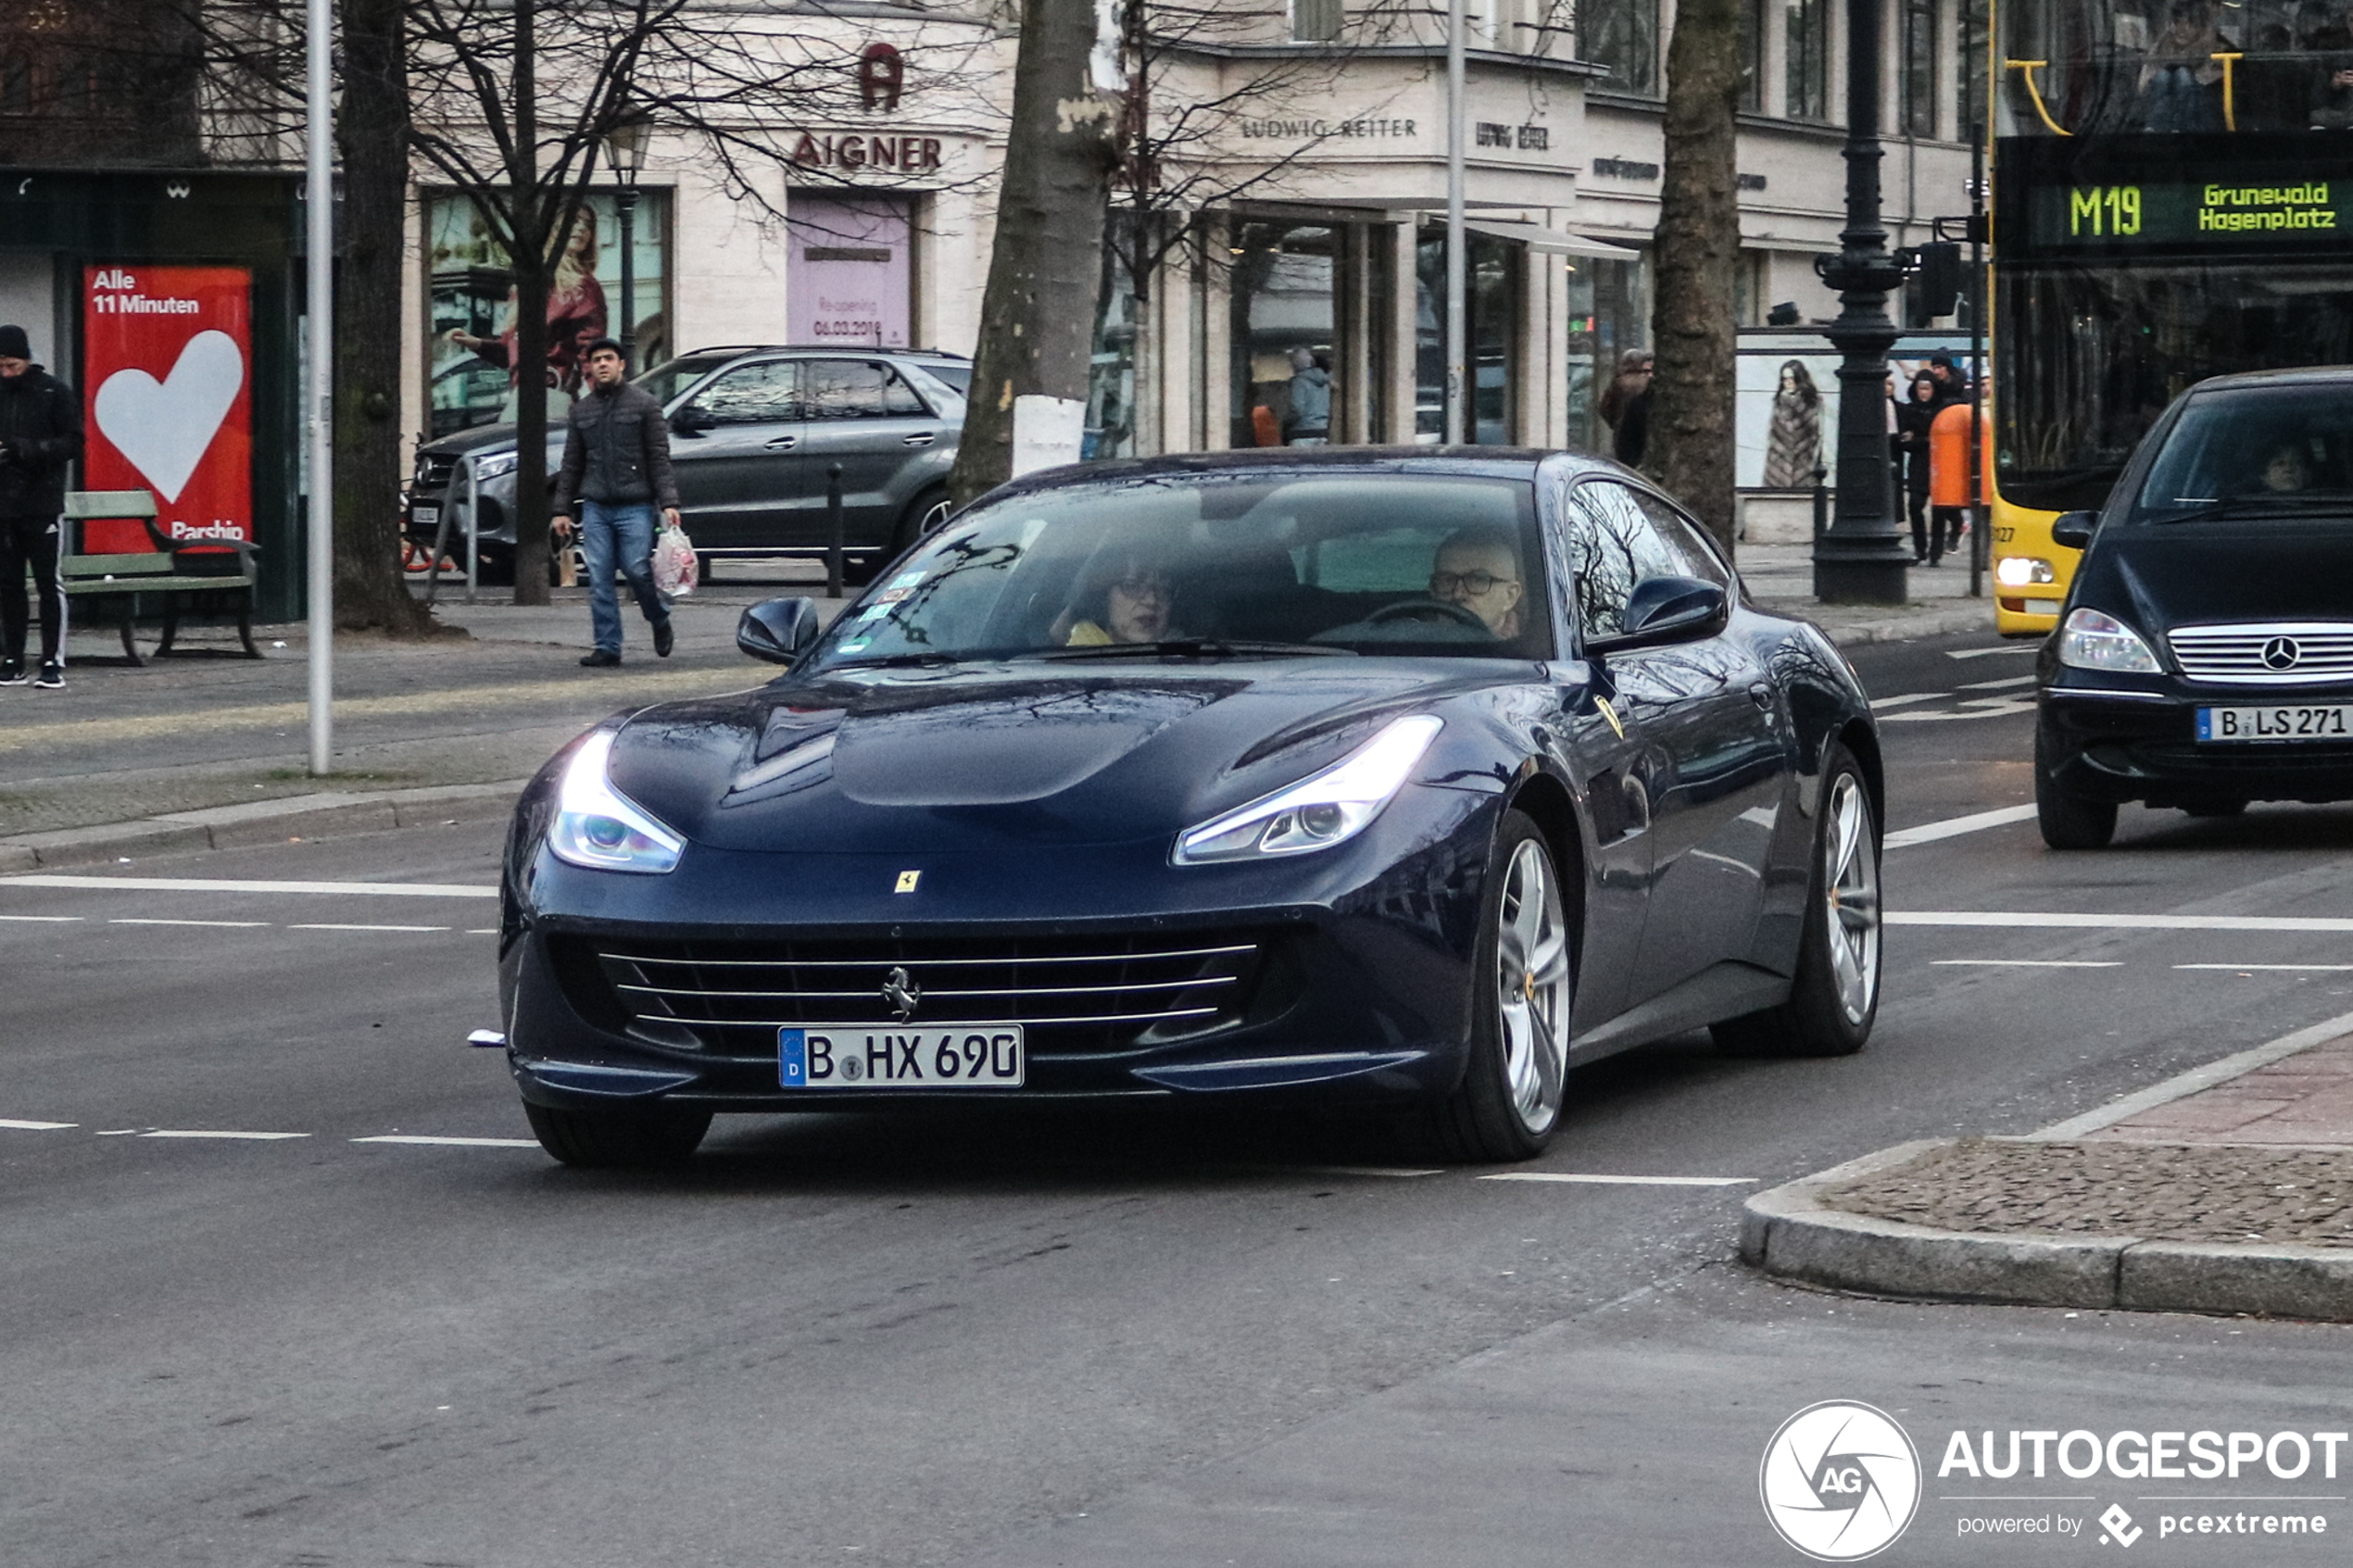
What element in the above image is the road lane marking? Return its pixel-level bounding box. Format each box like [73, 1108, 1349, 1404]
[1882, 804, 2038, 848]
[2174, 963, 2353, 972]
[108, 918, 271, 928]
[1879, 695, 2038, 723]
[1869, 692, 1944, 712]
[135, 1129, 310, 1140]
[1, 875, 496, 897]
[1945, 644, 2039, 659]
[287, 923, 451, 934]
[2031, 1005, 2353, 1140]
[1478, 1173, 1755, 1186]
[1932, 959, 2124, 968]
[0, 1119, 75, 1130]
[464, 928, 497, 935]
[353, 1135, 540, 1148]
[1957, 674, 2037, 692]
[1894, 910, 2353, 932]
[0, 914, 83, 922]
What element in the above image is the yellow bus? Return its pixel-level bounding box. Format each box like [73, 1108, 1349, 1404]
[1990, 4, 2353, 634]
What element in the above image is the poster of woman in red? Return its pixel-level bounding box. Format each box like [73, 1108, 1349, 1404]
[81, 265, 254, 554]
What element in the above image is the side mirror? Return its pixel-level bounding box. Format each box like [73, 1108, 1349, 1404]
[736, 596, 822, 665]
[2050, 510, 2098, 551]
[670, 404, 716, 436]
[1588, 575, 1728, 653]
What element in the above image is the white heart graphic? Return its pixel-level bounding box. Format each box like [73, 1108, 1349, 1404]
[93, 330, 246, 504]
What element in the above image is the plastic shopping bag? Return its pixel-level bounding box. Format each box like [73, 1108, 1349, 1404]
[653, 521, 699, 597]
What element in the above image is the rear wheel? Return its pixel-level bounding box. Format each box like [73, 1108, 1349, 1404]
[2034, 728, 2118, 849]
[523, 1101, 711, 1169]
[1712, 744, 1881, 1059]
[1428, 810, 1572, 1162]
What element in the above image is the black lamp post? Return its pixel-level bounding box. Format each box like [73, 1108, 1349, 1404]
[1809, 0, 1912, 604]
[604, 111, 650, 362]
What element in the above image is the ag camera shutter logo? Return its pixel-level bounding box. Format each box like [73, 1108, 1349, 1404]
[1760, 1400, 1922, 1561]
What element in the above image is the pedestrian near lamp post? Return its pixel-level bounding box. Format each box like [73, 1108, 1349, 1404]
[552, 338, 677, 667]
[0, 323, 82, 691]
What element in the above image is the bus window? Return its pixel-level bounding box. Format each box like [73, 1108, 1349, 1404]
[1997, 0, 2353, 136]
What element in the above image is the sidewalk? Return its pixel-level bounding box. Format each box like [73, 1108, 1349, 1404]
[1743, 1011, 2353, 1320]
[0, 545, 1997, 865]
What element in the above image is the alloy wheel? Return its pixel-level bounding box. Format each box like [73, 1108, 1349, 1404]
[1821, 771, 1881, 1026]
[1494, 837, 1571, 1135]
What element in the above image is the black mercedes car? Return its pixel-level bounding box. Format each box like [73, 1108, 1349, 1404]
[488, 450, 1884, 1167]
[2036, 370, 2353, 849]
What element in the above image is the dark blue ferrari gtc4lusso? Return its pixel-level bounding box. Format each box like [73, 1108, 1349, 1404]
[486, 449, 1884, 1167]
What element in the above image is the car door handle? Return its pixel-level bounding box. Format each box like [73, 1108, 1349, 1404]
[1748, 683, 1774, 711]
[902, 433, 936, 447]
[765, 435, 799, 451]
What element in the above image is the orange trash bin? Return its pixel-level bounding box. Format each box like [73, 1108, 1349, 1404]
[1929, 403, 1991, 507]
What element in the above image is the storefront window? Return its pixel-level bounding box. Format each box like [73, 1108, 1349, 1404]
[1564, 255, 1648, 455]
[1230, 222, 1339, 448]
[1416, 229, 1521, 445]
[786, 194, 912, 348]
[1742, 0, 1767, 111]
[425, 189, 670, 438]
[1904, 0, 1940, 136]
[1787, 0, 1831, 119]
[1580, 0, 1660, 96]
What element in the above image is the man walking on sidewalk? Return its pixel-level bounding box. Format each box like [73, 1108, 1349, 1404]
[0, 323, 82, 690]
[552, 338, 676, 667]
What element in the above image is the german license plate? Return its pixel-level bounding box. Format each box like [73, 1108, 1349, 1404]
[779, 1025, 1026, 1089]
[2196, 705, 2353, 742]
[409, 503, 440, 531]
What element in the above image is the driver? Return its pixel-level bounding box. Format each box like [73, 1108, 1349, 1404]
[1428, 526, 1525, 637]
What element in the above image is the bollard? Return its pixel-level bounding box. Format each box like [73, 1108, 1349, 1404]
[826, 462, 845, 599]
[1811, 464, 1830, 542]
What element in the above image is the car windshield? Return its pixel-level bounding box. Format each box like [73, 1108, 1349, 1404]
[633, 353, 735, 408]
[2129, 384, 2353, 522]
[805, 470, 1551, 669]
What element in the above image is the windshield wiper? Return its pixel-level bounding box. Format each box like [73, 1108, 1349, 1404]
[1037, 637, 1357, 661]
[821, 649, 963, 671]
[2148, 495, 2352, 524]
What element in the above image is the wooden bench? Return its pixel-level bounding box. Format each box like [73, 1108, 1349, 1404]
[60, 491, 263, 664]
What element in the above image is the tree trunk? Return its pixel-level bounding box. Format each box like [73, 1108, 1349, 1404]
[507, 0, 551, 604]
[333, 0, 434, 634]
[947, 0, 1114, 507]
[1647, 0, 1743, 557]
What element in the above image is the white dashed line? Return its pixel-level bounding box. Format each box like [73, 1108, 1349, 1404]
[1957, 674, 2038, 692]
[1894, 910, 2353, 932]
[1, 875, 495, 897]
[107, 918, 271, 928]
[1478, 1173, 1755, 1186]
[1882, 804, 2039, 848]
[1302, 1166, 1444, 1179]
[352, 1135, 540, 1148]
[135, 1129, 310, 1141]
[287, 923, 451, 934]
[463, 928, 497, 935]
[1869, 692, 1944, 712]
[1932, 959, 2124, 969]
[2173, 963, 2353, 972]
[0, 1118, 75, 1130]
[0, 914, 83, 922]
[1946, 644, 2039, 659]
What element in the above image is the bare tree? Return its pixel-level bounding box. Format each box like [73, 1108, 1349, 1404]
[1646, 0, 1743, 554]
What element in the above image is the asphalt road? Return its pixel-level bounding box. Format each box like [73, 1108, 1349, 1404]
[4, 629, 2350, 1567]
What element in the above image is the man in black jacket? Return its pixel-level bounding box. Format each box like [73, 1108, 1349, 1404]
[0, 323, 83, 689]
[552, 338, 678, 666]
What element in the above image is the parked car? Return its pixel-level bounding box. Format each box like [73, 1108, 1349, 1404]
[484, 448, 1885, 1169]
[404, 346, 969, 584]
[2036, 368, 2353, 848]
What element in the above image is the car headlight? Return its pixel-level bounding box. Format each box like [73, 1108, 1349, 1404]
[468, 451, 520, 483]
[1174, 715, 1442, 866]
[548, 731, 686, 873]
[2057, 608, 2163, 674]
[1994, 556, 2056, 587]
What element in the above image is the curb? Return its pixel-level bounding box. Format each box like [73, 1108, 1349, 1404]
[1764, 603, 1997, 646]
[0, 780, 526, 871]
[1742, 1140, 2353, 1320]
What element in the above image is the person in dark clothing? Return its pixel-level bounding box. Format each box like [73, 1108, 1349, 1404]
[1616, 379, 1654, 468]
[1894, 371, 1944, 564]
[0, 323, 83, 689]
[551, 338, 679, 667]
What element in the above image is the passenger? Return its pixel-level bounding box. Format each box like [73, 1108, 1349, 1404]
[1428, 525, 1526, 637]
[2139, 0, 2233, 132]
[1056, 546, 1179, 646]
[2258, 443, 2314, 493]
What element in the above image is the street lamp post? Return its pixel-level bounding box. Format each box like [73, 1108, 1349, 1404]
[604, 113, 649, 360]
[1809, 0, 1913, 604]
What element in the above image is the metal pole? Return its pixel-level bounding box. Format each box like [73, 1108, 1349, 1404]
[304, 0, 334, 774]
[826, 462, 845, 598]
[464, 453, 480, 605]
[1808, 0, 1912, 604]
[617, 187, 638, 360]
[1968, 134, 1987, 599]
[1444, 0, 1467, 445]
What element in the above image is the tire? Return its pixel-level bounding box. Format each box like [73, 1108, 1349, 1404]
[1427, 809, 1573, 1162]
[1711, 743, 1881, 1059]
[2034, 727, 2118, 849]
[523, 1100, 711, 1169]
[899, 485, 952, 546]
[2182, 799, 2246, 818]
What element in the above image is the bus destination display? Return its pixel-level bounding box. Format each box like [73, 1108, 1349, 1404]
[2023, 175, 2349, 251]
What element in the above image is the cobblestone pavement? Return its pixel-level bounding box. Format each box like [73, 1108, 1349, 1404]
[1817, 1037, 2353, 1248]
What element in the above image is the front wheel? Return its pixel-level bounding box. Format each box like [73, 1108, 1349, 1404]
[1712, 743, 1881, 1058]
[2034, 728, 2118, 849]
[1427, 809, 1573, 1162]
[524, 1101, 711, 1169]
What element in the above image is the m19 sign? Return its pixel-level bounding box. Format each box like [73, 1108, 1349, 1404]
[81, 265, 254, 553]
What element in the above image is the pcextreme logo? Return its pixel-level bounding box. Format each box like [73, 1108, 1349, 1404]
[1761, 1400, 1924, 1561]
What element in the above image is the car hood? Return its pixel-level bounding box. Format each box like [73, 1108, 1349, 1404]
[2086, 521, 2353, 629]
[419, 422, 568, 462]
[604, 659, 1513, 854]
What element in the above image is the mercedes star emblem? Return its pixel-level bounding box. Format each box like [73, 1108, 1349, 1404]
[2261, 635, 2303, 671]
[882, 965, 922, 1022]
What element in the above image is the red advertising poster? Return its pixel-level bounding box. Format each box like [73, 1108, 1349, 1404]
[81, 265, 254, 554]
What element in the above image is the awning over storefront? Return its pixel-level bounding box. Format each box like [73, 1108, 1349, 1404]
[1456, 219, 1642, 258]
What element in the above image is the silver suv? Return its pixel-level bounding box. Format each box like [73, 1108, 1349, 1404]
[406, 346, 967, 583]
